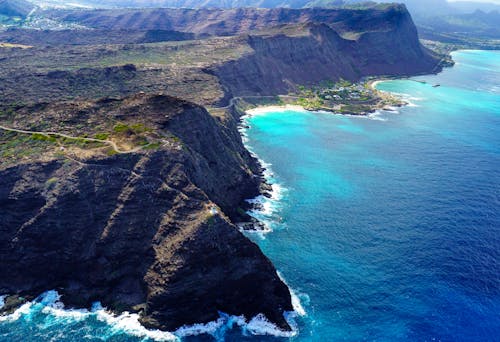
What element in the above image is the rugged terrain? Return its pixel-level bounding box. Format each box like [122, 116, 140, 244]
[0, 2, 444, 334]
[0, 5, 441, 105]
[0, 93, 293, 330]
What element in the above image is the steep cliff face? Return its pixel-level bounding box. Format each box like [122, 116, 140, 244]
[0, 5, 440, 107]
[44, 5, 423, 37]
[353, 5, 436, 75]
[214, 21, 438, 98]
[0, 94, 292, 331]
[213, 24, 357, 97]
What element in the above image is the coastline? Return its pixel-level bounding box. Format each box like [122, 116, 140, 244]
[230, 50, 500, 341]
[245, 104, 309, 115]
[236, 79, 407, 118]
[0, 290, 299, 341]
[234, 76, 413, 341]
[236, 75, 416, 233]
[236, 106, 307, 336]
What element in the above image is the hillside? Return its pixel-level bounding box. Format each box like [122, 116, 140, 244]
[0, 5, 441, 106]
[43, 5, 410, 36]
[0, 0, 34, 17]
[0, 3, 444, 334]
[0, 93, 293, 331]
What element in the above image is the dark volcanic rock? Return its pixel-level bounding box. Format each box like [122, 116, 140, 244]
[0, 94, 292, 331]
[43, 5, 417, 37]
[0, 28, 196, 46]
[0, 5, 440, 107]
[214, 21, 439, 100]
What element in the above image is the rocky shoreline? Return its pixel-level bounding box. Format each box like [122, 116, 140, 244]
[0, 2, 448, 337]
[0, 94, 294, 333]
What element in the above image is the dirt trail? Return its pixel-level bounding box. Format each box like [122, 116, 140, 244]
[0, 124, 145, 154]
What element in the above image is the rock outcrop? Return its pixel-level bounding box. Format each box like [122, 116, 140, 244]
[43, 5, 412, 36]
[0, 4, 443, 333]
[0, 94, 293, 331]
[214, 21, 438, 99]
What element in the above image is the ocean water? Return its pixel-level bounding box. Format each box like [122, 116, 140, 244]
[1, 50, 499, 341]
[240, 50, 500, 341]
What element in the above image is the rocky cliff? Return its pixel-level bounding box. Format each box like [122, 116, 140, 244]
[0, 4, 443, 333]
[0, 5, 440, 106]
[214, 21, 439, 99]
[44, 5, 419, 37]
[0, 94, 293, 331]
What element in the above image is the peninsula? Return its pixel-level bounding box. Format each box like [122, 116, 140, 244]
[0, 1, 447, 334]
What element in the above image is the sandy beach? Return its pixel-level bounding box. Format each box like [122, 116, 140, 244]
[245, 104, 307, 115]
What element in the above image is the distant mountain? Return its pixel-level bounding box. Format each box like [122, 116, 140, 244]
[10, 0, 500, 43]
[26, 0, 355, 9]
[386, 0, 452, 17]
[24, 0, 500, 14]
[0, 0, 35, 17]
[447, 1, 500, 13]
[421, 9, 500, 39]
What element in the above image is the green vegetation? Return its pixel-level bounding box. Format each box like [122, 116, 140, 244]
[31, 133, 57, 143]
[113, 123, 152, 135]
[45, 177, 58, 190]
[113, 123, 132, 134]
[106, 148, 118, 156]
[143, 142, 162, 150]
[295, 96, 324, 110]
[94, 132, 110, 140]
[1, 131, 53, 163]
[338, 104, 372, 114]
[292, 79, 404, 115]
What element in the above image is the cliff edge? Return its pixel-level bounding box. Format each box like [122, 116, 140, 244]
[0, 94, 293, 331]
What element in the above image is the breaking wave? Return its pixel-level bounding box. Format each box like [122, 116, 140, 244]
[0, 290, 301, 341]
[240, 111, 289, 236]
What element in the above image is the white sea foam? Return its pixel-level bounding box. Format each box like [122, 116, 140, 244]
[93, 307, 177, 341]
[367, 110, 388, 121]
[239, 112, 289, 235]
[383, 106, 400, 113]
[0, 290, 304, 340]
[244, 313, 297, 337]
[0, 291, 176, 341]
[277, 272, 307, 317]
[175, 317, 227, 337]
[0, 295, 5, 309]
[0, 301, 34, 322]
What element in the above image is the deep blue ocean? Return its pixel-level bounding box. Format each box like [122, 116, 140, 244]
[1, 50, 499, 341]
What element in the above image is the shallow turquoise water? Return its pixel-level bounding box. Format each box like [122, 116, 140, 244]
[241, 50, 500, 341]
[1, 50, 499, 341]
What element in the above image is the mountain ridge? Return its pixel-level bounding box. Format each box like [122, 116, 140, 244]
[0, 3, 444, 335]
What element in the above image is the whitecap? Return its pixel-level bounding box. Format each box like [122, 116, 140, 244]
[237, 142, 288, 236]
[0, 290, 302, 341]
[0, 291, 177, 341]
[0, 301, 34, 322]
[175, 317, 227, 337]
[94, 309, 177, 341]
[277, 272, 307, 317]
[244, 313, 297, 337]
[367, 110, 388, 121]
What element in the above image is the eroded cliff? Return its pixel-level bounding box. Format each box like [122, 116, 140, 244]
[0, 5, 441, 106]
[0, 94, 292, 331]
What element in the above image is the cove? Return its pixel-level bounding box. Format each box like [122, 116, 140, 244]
[240, 50, 500, 341]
